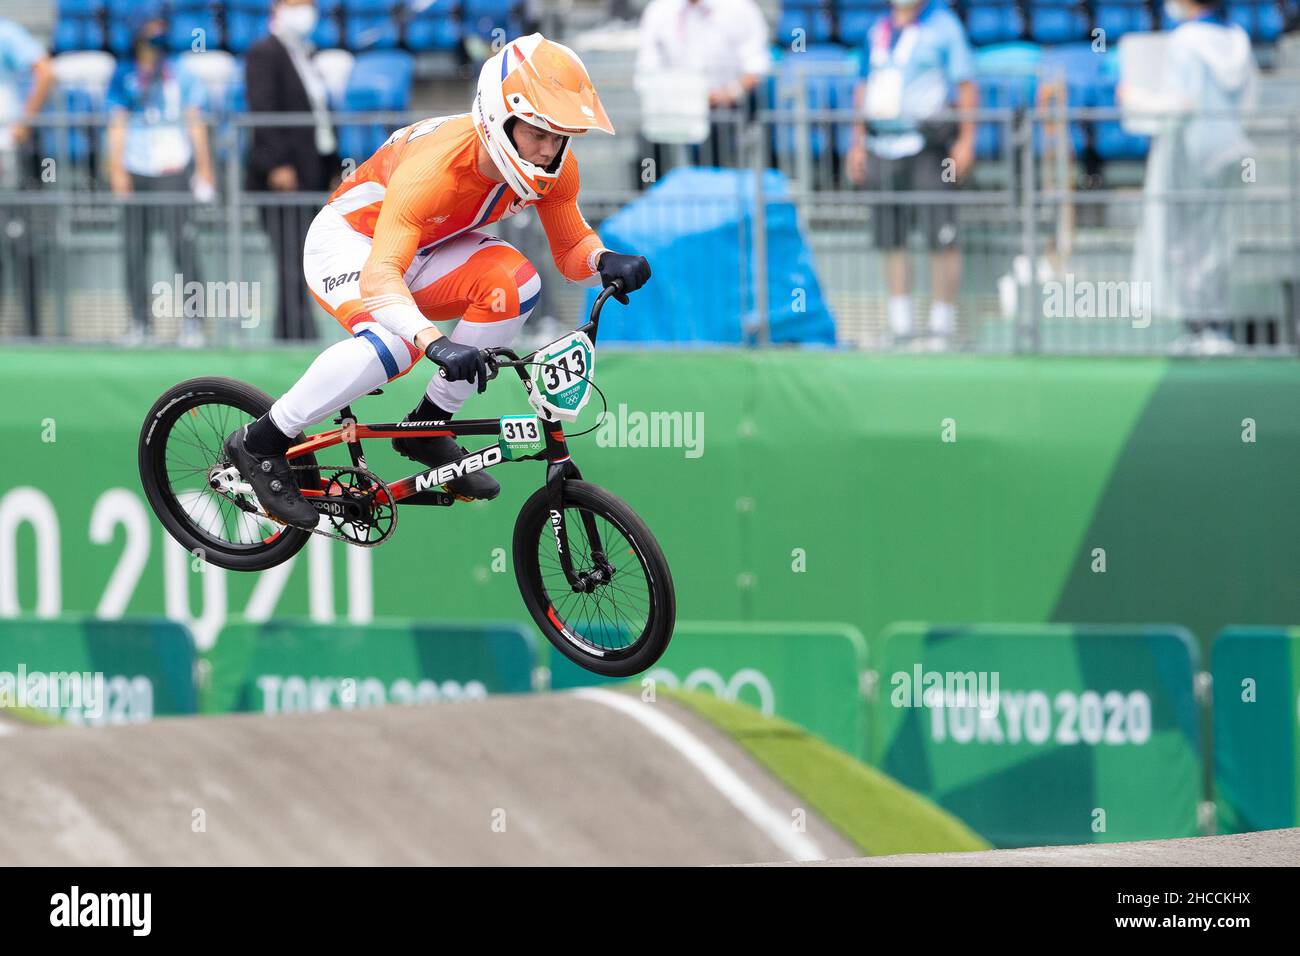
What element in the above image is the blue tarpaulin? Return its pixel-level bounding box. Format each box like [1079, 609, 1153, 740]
[583, 168, 837, 345]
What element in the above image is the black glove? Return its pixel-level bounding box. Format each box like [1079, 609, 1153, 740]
[597, 251, 651, 305]
[424, 338, 489, 394]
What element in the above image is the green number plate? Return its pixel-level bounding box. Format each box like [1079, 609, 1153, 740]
[498, 414, 544, 460]
[531, 331, 595, 422]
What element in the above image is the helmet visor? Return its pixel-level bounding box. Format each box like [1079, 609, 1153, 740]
[503, 43, 614, 135]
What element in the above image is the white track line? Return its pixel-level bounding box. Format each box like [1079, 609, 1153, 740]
[573, 688, 826, 862]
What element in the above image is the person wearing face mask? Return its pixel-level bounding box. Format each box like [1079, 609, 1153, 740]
[246, 0, 340, 342]
[105, 9, 215, 346]
[846, 0, 977, 349]
[1124, 0, 1258, 353]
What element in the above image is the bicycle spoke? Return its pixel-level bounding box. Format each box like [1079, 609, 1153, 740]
[159, 400, 278, 553]
[535, 501, 654, 654]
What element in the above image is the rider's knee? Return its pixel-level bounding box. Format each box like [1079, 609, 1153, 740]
[469, 255, 540, 322]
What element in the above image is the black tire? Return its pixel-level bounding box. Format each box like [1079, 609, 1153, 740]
[138, 377, 319, 572]
[513, 480, 675, 677]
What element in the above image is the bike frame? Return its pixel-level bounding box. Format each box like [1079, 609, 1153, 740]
[281, 283, 623, 590]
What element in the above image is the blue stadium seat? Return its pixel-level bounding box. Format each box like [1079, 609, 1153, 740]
[1227, 2, 1285, 42]
[1037, 44, 1101, 155]
[348, 49, 414, 109]
[1029, 2, 1091, 44]
[54, 0, 105, 52]
[461, 14, 521, 41]
[39, 88, 97, 165]
[462, 0, 514, 15]
[1091, 83, 1148, 159]
[965, 1, 1026, 46]
[777, 2, 834, 45]
[107, 24, 132, 56]
[225, 13, 269, 54]
[461, 0, 519, 41]
[837, 1, 889, 47]
[53, 15, 107, 53]
[975, 72, 1036, 159]
[1093, 1, 1154, 41]
[311, 12, 343, 48]
[406, 0, 462, 52]
[103, 0, 151, 54]
[345, 13, 401, 50]
[770, 44, 854, 161]
[1040, 41, 1107, 87]
[168, 12, 221, 53]
[338, 85, 389, 161]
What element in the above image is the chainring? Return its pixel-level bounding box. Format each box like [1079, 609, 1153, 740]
[318, 465, 398, 547]
[213, 461, 397, 548]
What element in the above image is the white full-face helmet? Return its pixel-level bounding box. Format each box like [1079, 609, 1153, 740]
[473, 34, 615, 202]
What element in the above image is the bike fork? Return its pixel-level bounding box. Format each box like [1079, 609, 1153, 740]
[543, 435, 612, 592]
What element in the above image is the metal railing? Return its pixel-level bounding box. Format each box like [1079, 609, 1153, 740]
[1, 101, 1297, 354]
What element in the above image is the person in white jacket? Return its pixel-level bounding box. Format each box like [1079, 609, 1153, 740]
[1125, 1, 1258, 352]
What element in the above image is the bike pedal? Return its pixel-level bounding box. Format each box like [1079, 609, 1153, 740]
[443, 485, 477, 503]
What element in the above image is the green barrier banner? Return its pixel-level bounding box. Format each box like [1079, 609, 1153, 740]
[202, 619, 538, 714]
[1212, 627, 1300, 833]
[871, 624, 1202, 847]
[0, 616, 196, 722]
[3, 350, 1298, 665]
[550, 621, 869, 757]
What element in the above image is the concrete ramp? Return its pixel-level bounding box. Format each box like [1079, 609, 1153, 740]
[0, 691, 857, 865]
[771, 829, 1300, 866]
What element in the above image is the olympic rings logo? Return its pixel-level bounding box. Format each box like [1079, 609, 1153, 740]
[645, 666, 775, 715]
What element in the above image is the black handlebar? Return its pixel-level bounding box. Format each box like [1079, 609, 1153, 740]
[484, 278, 624, 377]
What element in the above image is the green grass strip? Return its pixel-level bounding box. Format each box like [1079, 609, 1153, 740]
[657, 686, 990, 856]
[0, 704, 61, 727]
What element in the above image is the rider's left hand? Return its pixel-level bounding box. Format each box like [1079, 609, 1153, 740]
[597, 252, 651, 305]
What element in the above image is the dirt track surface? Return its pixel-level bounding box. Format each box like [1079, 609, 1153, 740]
[773, 829, 1300, 866]
[0, 692, 856, 865]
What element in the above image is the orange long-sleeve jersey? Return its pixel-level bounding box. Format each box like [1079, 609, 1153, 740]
[325, 112, 608, 343]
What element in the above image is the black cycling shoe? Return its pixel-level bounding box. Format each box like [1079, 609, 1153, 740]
[392, 433, 501, 501]
[223, 426, 320, 529]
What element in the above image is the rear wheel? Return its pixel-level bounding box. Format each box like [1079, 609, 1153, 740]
[514, 480, 675, 677]
[138, 377, 318, 572]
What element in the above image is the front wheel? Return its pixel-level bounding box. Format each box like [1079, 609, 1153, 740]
[514, 480, 675, 677]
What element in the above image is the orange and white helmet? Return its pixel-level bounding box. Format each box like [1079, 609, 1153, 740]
[473, 34, 614, 202]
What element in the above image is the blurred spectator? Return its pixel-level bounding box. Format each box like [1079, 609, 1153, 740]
[846, 0, 976, 348]
[0, 17, 54, 335]
[635, 0, 771, 180]
[1125, 0, 1258, 353]
[246, 0, 340, 342]
[0, 17, 54, 173]
[106, 12, 215, 346]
